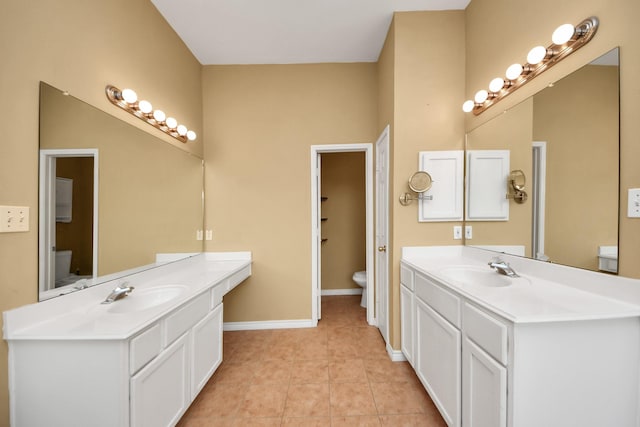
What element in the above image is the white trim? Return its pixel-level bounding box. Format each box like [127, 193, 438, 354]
[321, 288, 363, 296]
[310, 143, 375, 326]
[39, 149, 99, 297]
[387, 344, 407, 362]
[532, 141, 547, 260]
[223, 319, 316, 331]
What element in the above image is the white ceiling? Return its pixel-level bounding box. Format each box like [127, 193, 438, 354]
[150, 0, 471, 65]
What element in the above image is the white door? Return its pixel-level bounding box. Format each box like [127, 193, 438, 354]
[462, 336, 507, 427]
[375, 126, 390, 342]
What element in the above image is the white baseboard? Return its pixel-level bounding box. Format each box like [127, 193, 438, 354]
[321, 288, 363, 296]
[223, 319, 316, 331]
[387, 343, 407, 362]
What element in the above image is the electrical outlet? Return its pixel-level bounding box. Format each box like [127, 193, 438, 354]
[629, 189, 640, 218]
[465, 225, 473, 239]
[196, 230, 204, 241]
[205, 230, 213, 240]
[453, 225, 462, 240]
[0, 206, 29, 233]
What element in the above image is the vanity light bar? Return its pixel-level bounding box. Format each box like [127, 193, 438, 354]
[462, 16, 599, 116]
[105, 85, 197, 143]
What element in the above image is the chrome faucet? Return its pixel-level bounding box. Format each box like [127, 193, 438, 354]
[101, 282, 135, 304]
[488, 257, 519, 278]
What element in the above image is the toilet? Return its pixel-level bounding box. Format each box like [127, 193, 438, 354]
[352, 271, 367, 308]
[55, 250, 73, 283]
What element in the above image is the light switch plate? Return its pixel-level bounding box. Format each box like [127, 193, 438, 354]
[0, 206, 30, 232]
[628, 189, 640, 218]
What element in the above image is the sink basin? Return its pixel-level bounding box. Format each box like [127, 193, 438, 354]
[107, 285, 187, 313]
[437, 266, 512, 288]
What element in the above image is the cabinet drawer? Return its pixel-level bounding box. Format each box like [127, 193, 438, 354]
[400, 264, 415, 291]
[415, 273, 460, 328]
[463, 303, 508, 365]
[130, 324, 162, 375]
[165, 291, 211, 346]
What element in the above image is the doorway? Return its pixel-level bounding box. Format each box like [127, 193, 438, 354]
[310, 143, 374, 326]
[39, 149, 99, 295]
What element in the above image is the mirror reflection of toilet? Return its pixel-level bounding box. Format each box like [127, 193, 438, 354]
[352, 271, 367, 307]
[55, 250, 73, 284]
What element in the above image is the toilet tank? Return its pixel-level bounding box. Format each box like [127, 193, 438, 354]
[55, 250, 72, 282]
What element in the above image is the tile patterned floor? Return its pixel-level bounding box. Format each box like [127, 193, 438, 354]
[177, 295, 447, 427]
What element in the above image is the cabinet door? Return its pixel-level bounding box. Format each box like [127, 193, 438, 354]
[131, 333, 190, 427]
[191, 303, 224, 399]
[400, 284, 414, 366]
[415, 298, 461, 427]
[462, 336, 506, 427]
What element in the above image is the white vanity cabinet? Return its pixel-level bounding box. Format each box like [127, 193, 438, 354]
[400, 264, 415, 366]
[4, 253, 252, 427]
[130, 294, 224, 427]
[461, 303, 508, 427]
[400, 257, 640, 427]
[413, 271, 462, 427]
[131, 332, 190, 427]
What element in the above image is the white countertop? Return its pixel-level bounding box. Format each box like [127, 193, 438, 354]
[402, 246, 640, 323]
[3, 252, 251, 340]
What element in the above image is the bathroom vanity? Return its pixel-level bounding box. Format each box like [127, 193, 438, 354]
[3, 252, 251, 427]
[401, 246, 640, 427]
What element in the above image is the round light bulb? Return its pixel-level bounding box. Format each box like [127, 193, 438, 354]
[165, 117, 178, 129]
[527, 46, 547, 65]
[552, 24, 575, 45]
[489, 77, 505, 93]
[462, 100, 475, 113]
[505, 63, 524, 80]
[187, 130, 197, 141]
[121, 88, 137, 104]
[138, 100, 153, 114]
[153, 110, 166, 122]
[474, 90, 488, 104]
[177, 124, 188, 136]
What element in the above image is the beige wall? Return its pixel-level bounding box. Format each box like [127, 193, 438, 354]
[320, 152, 366, 291]
[387, 11, 466, 348]
[0, 0, 202, 424]
[534, 65, 619, 270]
[465, 0, 640, 278]
[202, 63, 378, 322]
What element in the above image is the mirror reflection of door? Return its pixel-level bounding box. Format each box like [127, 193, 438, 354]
[39, 149, 98, 293]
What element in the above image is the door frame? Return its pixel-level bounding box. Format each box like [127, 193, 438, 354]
[310, 143, 374, 326]
[39, 148, 99, 296]
[532, 141, 547, 260]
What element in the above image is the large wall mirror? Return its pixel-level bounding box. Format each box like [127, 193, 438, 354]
[39, 82, 204, 300]
[465, 48, 620, 274]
